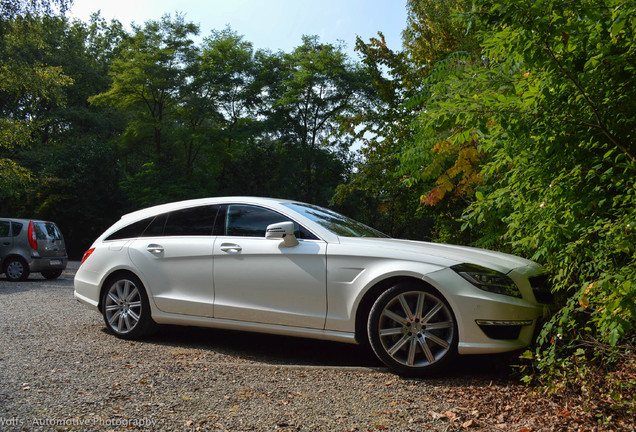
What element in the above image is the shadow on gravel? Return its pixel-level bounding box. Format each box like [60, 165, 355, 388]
[139, 325, 384, 368]
[137, 324, 521, 382]
[0, 275, 74, 293]
[0, 264, 76, 287]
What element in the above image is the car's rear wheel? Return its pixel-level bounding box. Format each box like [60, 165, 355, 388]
[4, 257, 29, 282]
[41, 269, 63, 279]
[368, 283, 457, 376]
[101, 273, 156, 340]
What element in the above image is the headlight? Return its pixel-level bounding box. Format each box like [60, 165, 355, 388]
[451, 264, 521, 298]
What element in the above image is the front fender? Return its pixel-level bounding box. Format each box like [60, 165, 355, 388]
[325, 253, 445, 332]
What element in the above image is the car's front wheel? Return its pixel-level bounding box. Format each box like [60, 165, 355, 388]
[368, 283, 458, 376]
[101, 273, 156, 340]
[4, 257, 30, 282]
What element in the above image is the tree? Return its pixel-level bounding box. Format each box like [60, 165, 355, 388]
[1, 11, 131, 254]
[195, 27, 263, 191]
[334, 0, 481, 240]
[0, 0, 69, 20]
[0, 1, 73, 200]
[399, 0, 636, 397]
[466, 0, 636, 374]
[89, 14, 202, 206]
[265, 36, 371, 205]
[331, 33, 426, 238]
[402, 0, 480, 71]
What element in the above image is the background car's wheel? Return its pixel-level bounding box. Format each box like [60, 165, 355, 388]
[368, 283, 458, 376]
[101, 273, 156, 340]
[41, 269, 63, 280]
[4, 257, 30, 282]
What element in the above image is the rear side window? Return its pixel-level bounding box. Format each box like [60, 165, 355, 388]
[0, 221, 9, 237]
[11, 222, 23, 236]
[105, 218, 153, 241]
[164, 205, 219, 236]
[143, 214, 167, 237]
[105, 205, 223, 241]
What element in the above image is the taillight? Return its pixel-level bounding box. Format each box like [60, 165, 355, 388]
[27, 221, 38, 250]
[81, 248, 95, 265]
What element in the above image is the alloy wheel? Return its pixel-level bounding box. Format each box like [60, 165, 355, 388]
[104, 279, 143, 334]
[375, 290, 455, 368]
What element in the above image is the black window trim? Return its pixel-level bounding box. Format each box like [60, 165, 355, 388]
[104, 202, 325, 242]
[105, 204, 224, 241]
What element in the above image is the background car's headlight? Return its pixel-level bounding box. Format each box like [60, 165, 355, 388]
[451, 264, 522, 298]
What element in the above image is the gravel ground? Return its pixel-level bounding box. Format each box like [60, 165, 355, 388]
[0, 263, 537, 431]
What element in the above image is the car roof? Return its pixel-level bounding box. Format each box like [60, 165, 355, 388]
[120, 196, 297, 222]
[0, 218, 56, 224]
[100, 196, 340, 244]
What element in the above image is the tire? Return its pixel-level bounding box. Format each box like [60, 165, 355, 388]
[4, 257, 30, 282]
[101, 273, 156, 340]
[368, 283, 458, 377]
[41, 269, 63, 280]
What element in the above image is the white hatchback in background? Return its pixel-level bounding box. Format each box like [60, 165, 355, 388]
[74, 197, 551, 376]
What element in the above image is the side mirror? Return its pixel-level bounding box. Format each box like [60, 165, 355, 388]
[265, 221, 299, 247]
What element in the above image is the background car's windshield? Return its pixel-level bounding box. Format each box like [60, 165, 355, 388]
[283, 203, 388, 238]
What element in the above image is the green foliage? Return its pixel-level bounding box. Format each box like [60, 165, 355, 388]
[467, 0, 636, 365]
[335, 0, 484, 240]
[0, 10, 74, 200]
[194, 27, 263, 191]
[89, 14, 200, 160]
[330, 31, 426, 237]
[0, 0, 69, 20]
[0, 157, 33, 198]
[397, 0, 636, 402]
[270, 36, 370, 204]
[1, 2, 634, 412]
[1, 6, 374, 255]
[1, 10, 129, 254]
[88, 24, 367, 208]
[120, 162, 212, 208]
[403, 0, 480, 70]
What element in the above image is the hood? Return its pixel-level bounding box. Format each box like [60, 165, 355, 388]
[338, 237, 541, 275]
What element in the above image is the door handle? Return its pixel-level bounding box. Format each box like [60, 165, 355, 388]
[2, 242, 10, 246]
[146, 244, 164, 254]
[220, 243, 242, 253]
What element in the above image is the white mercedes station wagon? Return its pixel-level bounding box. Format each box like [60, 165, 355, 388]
[74, 197, 551, 376]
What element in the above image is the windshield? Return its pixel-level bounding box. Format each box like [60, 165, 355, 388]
[283, 203, 388, 238]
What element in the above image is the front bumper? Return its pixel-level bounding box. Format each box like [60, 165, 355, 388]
[424, 267, 547, 355]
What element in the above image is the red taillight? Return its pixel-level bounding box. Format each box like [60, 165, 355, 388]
[81, 248, 95, 265]
[27, 221, 38, 250]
